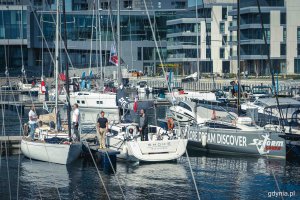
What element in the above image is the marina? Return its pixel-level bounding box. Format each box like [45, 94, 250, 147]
[1, 0, 300, 199]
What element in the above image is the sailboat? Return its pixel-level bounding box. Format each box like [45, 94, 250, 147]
[100, 0, 188, 162]
[182, 0, 286, 158]
[21, 0, 82, 165]
[57, 3, 118, 111]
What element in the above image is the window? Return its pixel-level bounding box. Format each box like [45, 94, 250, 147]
[220, 22, 225, 34]
[280, 13, 286, 25]
[138, 47, 142, 60]
[280, 44, 286, 56]
[96, 101, 103, 104]
[124, 0, 132, 9]
[297, 27, 300, 41]
[220, 48, 225, 59]
[171, 1, 186, 9]
[222, 61, 230, 73]
[295, 59, 300, 74]
[298, 44, 300, 55]
[222, 7, 227, 20]
[77, 100, 80, 104]
[206, 49, 211, 59]
[101, 2, 109, 9]
[81, 101, 85, 104]
[222, 36, 227, 45]
[206, 23, 211, 32]
[283, 28, 286, 41]
[206, 36, 211, 45]
[230, 48, 233, 56]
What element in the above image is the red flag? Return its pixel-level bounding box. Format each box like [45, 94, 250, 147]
[41, 80, 46, 94]
[133, 96, 138, 112]
[59, 73, 66, 81]
[109, 43, 119, 66]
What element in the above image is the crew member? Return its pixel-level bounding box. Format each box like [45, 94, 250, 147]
[139, 109, 148, 141]
[28, 105, 38, 140]
[97, 111, 108, 148]
[72, 103, 80, 141]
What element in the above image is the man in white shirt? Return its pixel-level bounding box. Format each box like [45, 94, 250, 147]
[28, 105, 38, 140]
[72, 103, 80, 141]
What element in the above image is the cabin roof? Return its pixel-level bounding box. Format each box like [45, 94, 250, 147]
[259, 98, 300, 109]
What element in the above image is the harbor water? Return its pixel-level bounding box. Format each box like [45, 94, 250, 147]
[1, 94, 300, 199]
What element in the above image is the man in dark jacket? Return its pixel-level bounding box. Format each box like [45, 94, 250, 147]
[139, 109, 148, 141]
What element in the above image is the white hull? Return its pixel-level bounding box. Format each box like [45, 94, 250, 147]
[21, 139, 82, 165]
[127, 139, 188, 162]
[59, 91, 118, 109]
[106, 123, 187, 162]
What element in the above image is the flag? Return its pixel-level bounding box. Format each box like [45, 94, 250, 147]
[41, 79, 46, 94]
[109, 43, 119, 66]
[133, 96, 138, 112]
[116, 87, 130, 108]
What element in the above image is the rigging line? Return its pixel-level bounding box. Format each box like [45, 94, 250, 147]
[2, 75, 43, 199]
[143, 1, 200, 200]
[29, 0, 76, 72]
[256, 0, 285, 131]
[83, 141, 111, 200]
[1, 0, 8, 76]
[200, 0, 215, 90]
[104, 150, 126, 200]
[0, 91, 11, 200]
[89, 0, 96, 74]
[256, 1, 284, 199]
[206, 0, 235, 77]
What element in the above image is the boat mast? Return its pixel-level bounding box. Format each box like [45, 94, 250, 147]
[55, 0, 60, 131]
[62, 0, 72, 137]
[117, 0, 121, 84]
[237, 0, 241, 115]
[196, 0, 200, 80]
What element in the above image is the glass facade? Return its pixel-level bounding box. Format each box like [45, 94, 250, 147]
[240, 13, 270, 25]
[241, 28, 270, 40]
[40, 11, 175, 42]
[241, 44, 267, 56]
[0, 46, 28, 72]
[0, 10, 27, 39]
[240, 0, 285, 8]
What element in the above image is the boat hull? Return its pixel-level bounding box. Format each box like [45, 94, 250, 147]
[21, 139, 82, 164]
[127, 139, 188, 162]
[186, 127, 286, 158]
[107, 136, 187, 162]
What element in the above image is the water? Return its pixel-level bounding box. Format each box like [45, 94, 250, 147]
[1, 94, 300, 199]
[1, 154, 300, 199]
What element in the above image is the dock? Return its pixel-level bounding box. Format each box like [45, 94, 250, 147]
[0, 136, 22, 155]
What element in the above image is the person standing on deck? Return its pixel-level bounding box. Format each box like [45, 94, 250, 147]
[97, 111, 108, 149]
[139, 109, 148, 141]
[28, 105, 38, 140]
[72, 103, 80, 141]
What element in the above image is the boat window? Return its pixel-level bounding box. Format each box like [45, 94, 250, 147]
[84, 93, 89, 95]
[178, 102, 192, 112]
[81, 101, 85, 104]
[77, 100, 80, 104]
[205, 122, 240, 129]
[78, 93, 82, 95]
[96, 101, 103, 104]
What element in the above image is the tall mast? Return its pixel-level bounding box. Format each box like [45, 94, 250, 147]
[196, 0, 200, 80]
[237, 0, 241, 115]
[55, 0, 60, 131]
[117, 0, 121, 84]
[62, 0, 71, 137]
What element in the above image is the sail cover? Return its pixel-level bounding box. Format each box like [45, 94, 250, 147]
[116, 87, 130, 108]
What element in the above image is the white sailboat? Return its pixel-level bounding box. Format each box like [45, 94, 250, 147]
[21, 0, 81, 165]
[106, 123, 187, 162]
